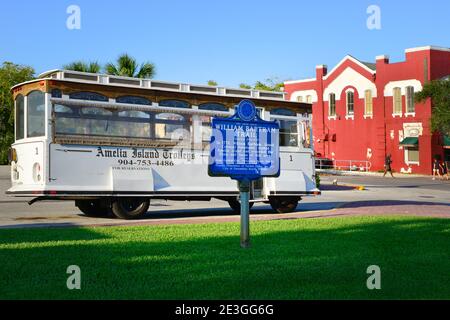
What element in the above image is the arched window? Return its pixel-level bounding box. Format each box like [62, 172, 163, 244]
[116, 96, 151, 105]
[346, 91, 354, 116]
[405, 86, 415, 113]
[51, 89, 62, 98]
[15, 95, 25, 140]
[198, 102, 228, 112]
[69, 91, 108, 101]
[27, 91, 45, 137]
[270, 108, 296, 117]
[364, 90, 373, 116]
[329, 93, 336, 117]
[393, 87, 402, 115]
[158, 99, 190, 109]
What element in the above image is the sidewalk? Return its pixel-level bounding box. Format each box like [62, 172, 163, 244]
[317, 168, 429, 178]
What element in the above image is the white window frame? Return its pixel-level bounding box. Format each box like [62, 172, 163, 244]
[404, 146, 419, 165]
[328, 93, 336, 120]
[345, 89, 354, 120]
[405, 86, 415, 117]
[364, 89, 373, 119]
[392, 87, 402, 117]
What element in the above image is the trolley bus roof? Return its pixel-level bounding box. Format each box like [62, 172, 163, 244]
[11, 70, 312, 112]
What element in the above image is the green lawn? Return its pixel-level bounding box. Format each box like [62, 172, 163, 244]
[1, 215, 449, 299]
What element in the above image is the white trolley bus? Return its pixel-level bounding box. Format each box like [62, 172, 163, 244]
[7, 70, 319, 219]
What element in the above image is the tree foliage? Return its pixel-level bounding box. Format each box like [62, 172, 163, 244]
[207, 80, 218, 86]
[415, 78, 450, 135]
[239, 83, 252, 89]
[105, 54, 155, 79]
[239, 77, 284, 92]
[0, 62, 35, 164]
[63, 61, 101, 73]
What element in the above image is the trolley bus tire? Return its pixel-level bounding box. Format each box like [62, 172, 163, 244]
[75, 199, 111, 217]
[228, 198, 254, 214]
[269, 197, 300, 213]
[111, 197, 150, 220]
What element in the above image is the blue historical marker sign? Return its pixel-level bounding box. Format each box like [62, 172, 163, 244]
[208, 100, 280, 181]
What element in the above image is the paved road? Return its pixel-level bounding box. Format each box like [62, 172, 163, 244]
[0, 166, 449, 228]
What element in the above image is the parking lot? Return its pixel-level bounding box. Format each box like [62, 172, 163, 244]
[0, 166, 449, 228]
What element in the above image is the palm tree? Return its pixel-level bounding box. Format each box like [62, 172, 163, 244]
[105, 54, 155, 79]
[63, 61, 101, 73]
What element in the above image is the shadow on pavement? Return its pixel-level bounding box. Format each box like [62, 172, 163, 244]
[339, 200, 450, 209]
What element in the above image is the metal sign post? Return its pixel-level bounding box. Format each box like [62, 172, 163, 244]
[238, 180, 251, 248]
[208, 100, 280, 248]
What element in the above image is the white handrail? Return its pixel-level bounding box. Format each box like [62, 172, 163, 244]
[316, 158, 372, 172]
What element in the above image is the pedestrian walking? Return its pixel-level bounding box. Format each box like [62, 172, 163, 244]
[440, 160, 449, 180]
[383, 154, 394, 178]
[432, 158, 441, 180]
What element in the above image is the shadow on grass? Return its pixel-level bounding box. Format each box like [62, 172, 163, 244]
[0, 225, 111, 245]
[0, 216, 450, 300]
[339, 200, 450, 208]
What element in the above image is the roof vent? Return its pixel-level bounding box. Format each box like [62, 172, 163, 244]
[225, 88, 251, 96]
[63, 72, 98, 82]
[109, 77, 141, 86]
[150, 81, 180, 90]
[259, 92, 283, 99]
[190, 85, 217, 93]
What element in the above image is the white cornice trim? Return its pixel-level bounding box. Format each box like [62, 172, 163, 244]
[405, 46, 450, 53]
[284, 78, 316, 85]
[323, 55, 375, 80]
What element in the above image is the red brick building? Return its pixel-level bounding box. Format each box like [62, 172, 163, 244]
[284, 46, 450, 174]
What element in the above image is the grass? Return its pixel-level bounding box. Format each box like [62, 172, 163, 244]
[0, 215, 450, 299]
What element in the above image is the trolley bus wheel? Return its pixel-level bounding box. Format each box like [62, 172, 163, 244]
[228, 198, 254, 214]
[111, 197, 150, 220]
[75, 199, 111, 217]
[269, 197, 300, 213]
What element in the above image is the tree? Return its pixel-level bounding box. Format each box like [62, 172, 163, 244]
[207, 80, 218, 86]
[254, 77, 284, 92]
[415, 78, 450, 135]
[239, 77, 284, 92]
[63, 61, 101, 73]
[0, 62, 35, 164]
[239, 83, 252, 89]
[105, 54, 155, 79]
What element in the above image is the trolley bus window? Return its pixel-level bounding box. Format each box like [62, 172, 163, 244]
[116, 96, 151, 105]
[55, 106, 153, 138]
[271, 108, 296, 117]
[198, 103, 228, 141]
[158, 99, 190, 109]
[154, 113, 190, 140]
[111, 111, 151, 138]
[27, 91, 45, 138]
[15, 95, 25, 140]
[198, 103, 228, 112]
[278, 119, 299, 147]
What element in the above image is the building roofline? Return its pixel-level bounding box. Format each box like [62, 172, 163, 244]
[405, 46, 450, 53]
[284, 78, 316, 85]
[323, 55, 375, 80]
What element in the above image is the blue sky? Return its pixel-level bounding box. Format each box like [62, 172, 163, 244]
[0, 0, 448, 87]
